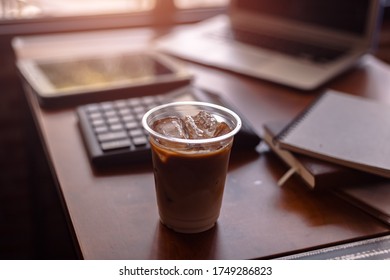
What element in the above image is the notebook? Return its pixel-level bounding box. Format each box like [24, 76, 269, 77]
[265, 121, 390, 225]
[332, 180, 390, 225]
[263, 121, 375, 189]
[155, 0, 383, 90]
[276, 89, 390, 178]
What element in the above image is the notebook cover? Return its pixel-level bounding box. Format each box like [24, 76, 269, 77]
[277, 234, 390, 259]
[332, 181, 390, 225]
[264, 121, 374, 189]
[277, 90, 390, 178]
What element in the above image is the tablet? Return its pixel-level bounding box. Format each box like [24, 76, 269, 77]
[17, 51, 192, 108]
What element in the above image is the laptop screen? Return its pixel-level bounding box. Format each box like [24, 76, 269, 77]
[236, 0, 370, 36]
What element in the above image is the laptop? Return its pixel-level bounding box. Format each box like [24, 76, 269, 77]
[155, 0, 383, 90]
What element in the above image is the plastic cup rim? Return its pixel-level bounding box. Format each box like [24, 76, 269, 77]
[142, 101, 242, 145]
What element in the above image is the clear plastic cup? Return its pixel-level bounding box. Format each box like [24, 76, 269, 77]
[142, 101, 241, 233]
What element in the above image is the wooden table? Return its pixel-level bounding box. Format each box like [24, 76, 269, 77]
[15, 29, 390, 260]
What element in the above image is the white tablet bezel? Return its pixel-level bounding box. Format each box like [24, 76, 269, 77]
[17, 50, 192, 100]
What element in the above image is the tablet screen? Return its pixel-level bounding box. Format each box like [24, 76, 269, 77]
[36, 53, 174, 91]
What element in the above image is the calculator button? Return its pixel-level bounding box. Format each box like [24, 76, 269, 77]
[119, 108, 132, 116]
[89, 112, 103, 120]
[95, 126, 109, 134]
[114, 100, 127, 108]
[97, 131, 127, 142]
[86, 104, 100, 113]
[136, 113, 144, 120]
[132, 136, 148, 147]
[133, 106, 145, 114]
[146, 103, 160, 110]
[128, 98, 142, 106]
[129, 129, 144, 138]
[92, 119, 105, 127]
[142, 96, 156, 105]
[107, 117, 120, 124]
[101, 102, 114, 110]
[100, 139, 132, 151]
[110, 123, 124, 131]
[125, 121, 138, 130]
[104, 110, 117, 118]
[122, 115, 135, 122]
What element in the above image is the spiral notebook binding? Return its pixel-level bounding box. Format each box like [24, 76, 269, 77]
[273, 91, 327, 145]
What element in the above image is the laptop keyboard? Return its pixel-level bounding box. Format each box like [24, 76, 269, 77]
[212, 28, 349, 64]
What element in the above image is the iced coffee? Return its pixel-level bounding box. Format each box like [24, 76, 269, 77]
[142, 102, 241, 233]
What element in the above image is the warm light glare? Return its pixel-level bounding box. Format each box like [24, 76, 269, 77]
[174, 0, 229, 9]
[1, 0, 156, 18]
[1, 0, 230, 19]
